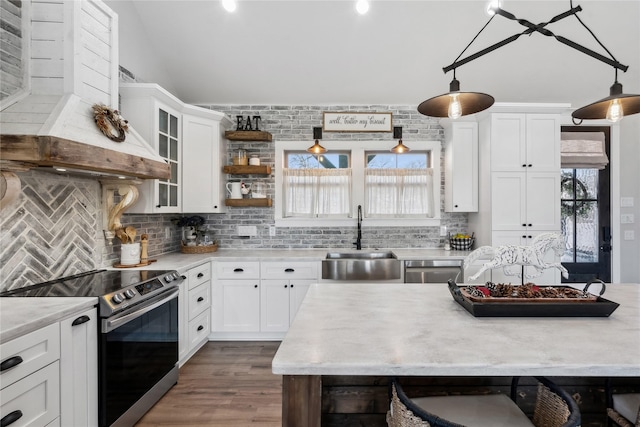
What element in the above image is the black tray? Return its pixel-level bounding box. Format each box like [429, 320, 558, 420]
[448, 280, 619, 317]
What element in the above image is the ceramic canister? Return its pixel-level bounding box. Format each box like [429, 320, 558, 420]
[120, 242, 141, 265]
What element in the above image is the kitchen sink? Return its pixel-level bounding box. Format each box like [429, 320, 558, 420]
[322, 251, 401, 281]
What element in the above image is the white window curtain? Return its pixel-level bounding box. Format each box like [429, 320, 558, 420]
[365, 168, 434, 217]
[283, 168, 352, 217]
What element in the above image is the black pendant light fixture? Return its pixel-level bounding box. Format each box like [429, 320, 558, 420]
[390, 126, 410, 153]
[418, 1, 639, 123]
[307, 127, 326, 154]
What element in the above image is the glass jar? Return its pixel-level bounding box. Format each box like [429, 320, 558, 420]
[249, 154, 260, 166]
[233, 149, 248, 165]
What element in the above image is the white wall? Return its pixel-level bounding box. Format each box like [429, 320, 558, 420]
[618, 116, 640, 282]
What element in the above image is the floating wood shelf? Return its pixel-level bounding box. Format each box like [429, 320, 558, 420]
[223, 165, 272, 175]
[225, 130, 273, 141]
[225, 198, 272, 207]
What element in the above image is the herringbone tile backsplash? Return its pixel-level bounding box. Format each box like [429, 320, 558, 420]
[0, 171, 103, 292]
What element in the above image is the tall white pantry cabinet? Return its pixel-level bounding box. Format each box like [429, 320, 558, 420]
[468, 109, 562, 284]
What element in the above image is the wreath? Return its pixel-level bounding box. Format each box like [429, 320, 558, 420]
[92, 103, 129, 142]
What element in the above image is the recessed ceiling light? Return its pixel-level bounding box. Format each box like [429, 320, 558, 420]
[222, 0, 236, 13]
[356, 0, 369, 15]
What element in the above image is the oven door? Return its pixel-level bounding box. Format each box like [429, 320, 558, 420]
[99, 288, 179, 427]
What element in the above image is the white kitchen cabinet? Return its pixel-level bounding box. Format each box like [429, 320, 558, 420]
[217, 280, 261, 332]
[120, 84, 183, 214]
[178, 262, 212, 366]
[489, 113, 560, 173]
[181, 105, 230, 213]
[469, 105, 564, 285]
[0, 323, 61, 427]
[60, 308, 98, 427]
[441, 120, 478, 212]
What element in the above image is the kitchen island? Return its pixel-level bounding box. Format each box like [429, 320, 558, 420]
[272, 282, 640, 426]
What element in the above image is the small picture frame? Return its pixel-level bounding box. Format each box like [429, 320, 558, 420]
[323, 112, 392, 132]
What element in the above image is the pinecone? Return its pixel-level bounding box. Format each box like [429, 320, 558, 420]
[540, 287, 560, 298]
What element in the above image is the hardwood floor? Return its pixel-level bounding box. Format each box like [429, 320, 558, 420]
[136, 341, 282, 426]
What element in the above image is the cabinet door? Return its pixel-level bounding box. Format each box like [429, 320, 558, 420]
[60, 309, 98, 427]
[525, 114, 560, 172]
[526, 172, 560, 231]
[182, 114, 226, 213]
[154, 104, 182, 213]
[289, 280, 314, 323]
[491, 172, 527, 230]
[490, 114, 526, 172]
[217, 280, 260, 332]
[260, 279, 291, 332]
[491, 231, 560, 284]
[444, 121, 478, 212]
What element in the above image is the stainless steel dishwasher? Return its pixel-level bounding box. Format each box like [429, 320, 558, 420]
[404, 260, 463, 283]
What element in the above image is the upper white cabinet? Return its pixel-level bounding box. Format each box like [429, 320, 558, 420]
[490, 114, 560, 172]
[182, 106, 229, 213]
[119, 83, 231, 214]
[441, 120, 478, 212]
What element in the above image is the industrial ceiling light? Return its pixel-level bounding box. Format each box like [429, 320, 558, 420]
[221, 0, 236, 13]
[355, 0, 369, 15]
[307, 127, 326, 154]
[418, 1, 639, 122]
[390, 127, 410, 154]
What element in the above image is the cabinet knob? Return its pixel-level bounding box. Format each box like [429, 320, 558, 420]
[528, 164, 532, 167]
[72, 315, 90, 326]
[0, 356, 23, 372]
[528, 224, 532, 227]
[0, 410, 23, 426]
[197, 325, 204, 331]
[291, 284, 294, 288]
[522, 164, 527, 168]
[528, 235, 532, 239]
[284, 284, 288, 288]
[454, 204, 459, 208]
[522, 223, 527, 227]
[197, 297, 204, 302]
[214, 205, 218, 209]
[197, 272, 204, 278]
[254, 284, 258, 288]
[522, 235, 527, 238]
[156, 204, 161, 208]
[181, 275, 187, 280]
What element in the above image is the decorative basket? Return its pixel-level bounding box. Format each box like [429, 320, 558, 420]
[180, 241, 218, 254]
[449, 233, 475, 250]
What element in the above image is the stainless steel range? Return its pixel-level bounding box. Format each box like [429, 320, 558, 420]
[0, 269, 184, 427]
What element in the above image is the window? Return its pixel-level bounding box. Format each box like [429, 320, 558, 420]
[283, 152, 351, 217]
[365, 152, 434, 218]
[275, 140, 441, 227]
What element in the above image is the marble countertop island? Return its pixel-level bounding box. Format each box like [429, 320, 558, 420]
[273, 282, 640, 377]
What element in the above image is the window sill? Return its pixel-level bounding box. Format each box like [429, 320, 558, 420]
[275, 217, 441, 228]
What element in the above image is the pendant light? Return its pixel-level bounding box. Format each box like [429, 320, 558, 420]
[417, 74, 494, 119]
[390, 126, 410, 153]
[417, 2, 638, 122]
[307, 127, 326, 154]
[572, 79, 640, 123]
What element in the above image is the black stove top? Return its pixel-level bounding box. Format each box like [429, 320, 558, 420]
[0, 269, 177, 298]
[0, 269, 183, 317]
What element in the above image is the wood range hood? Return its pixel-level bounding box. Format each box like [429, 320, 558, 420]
[0, 0, 169, 182]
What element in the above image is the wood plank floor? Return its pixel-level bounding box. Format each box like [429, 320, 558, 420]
[135, 341, 282, 426]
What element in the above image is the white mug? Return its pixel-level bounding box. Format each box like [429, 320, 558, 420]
[226, 182, 243, 199]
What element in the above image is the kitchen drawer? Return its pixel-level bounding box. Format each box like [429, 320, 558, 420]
[0, 323, 60, 390]
[0, 361, 60, 427]
[188, 311, 210, 349]
[261, 262, 319, 279]
[187, 262, 211, 290]
[188, 282, 210, 320]
[214, 261, 260, 279]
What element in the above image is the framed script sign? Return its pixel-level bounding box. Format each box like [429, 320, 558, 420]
[323, 112, 392, 132]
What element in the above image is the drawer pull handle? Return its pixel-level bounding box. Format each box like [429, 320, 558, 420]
[197, 272, 204, 278]
[197, 325, 204, 331]
[197, 297, 204, 302]
[1, 410, 23, 426]
[0, 356, 23, 372]
[72, 315, 90, 326]
[234, 268, 244, 273]
[284, 268, 295, 273]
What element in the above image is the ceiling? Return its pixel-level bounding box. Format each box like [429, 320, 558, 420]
[106, 0, 640, 109]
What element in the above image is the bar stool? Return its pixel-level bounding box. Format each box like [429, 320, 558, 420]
[387, 376, 581, 427]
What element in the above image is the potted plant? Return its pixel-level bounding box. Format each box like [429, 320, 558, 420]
[172, 215, 206, 246]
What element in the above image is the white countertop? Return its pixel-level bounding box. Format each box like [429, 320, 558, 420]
[0, 297, 97, 343]
[272, 283, 640, 377]
[111, 248, 469, 272]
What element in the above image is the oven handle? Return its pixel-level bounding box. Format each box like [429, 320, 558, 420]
[102, 287, 179, 333]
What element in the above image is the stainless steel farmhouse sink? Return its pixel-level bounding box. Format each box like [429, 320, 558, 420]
[322, 251, 401, 281]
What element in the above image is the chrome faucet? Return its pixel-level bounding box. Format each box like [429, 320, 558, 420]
[354, 205, 362, 250]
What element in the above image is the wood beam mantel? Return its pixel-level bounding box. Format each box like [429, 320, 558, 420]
[0, 134, 170, 180]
